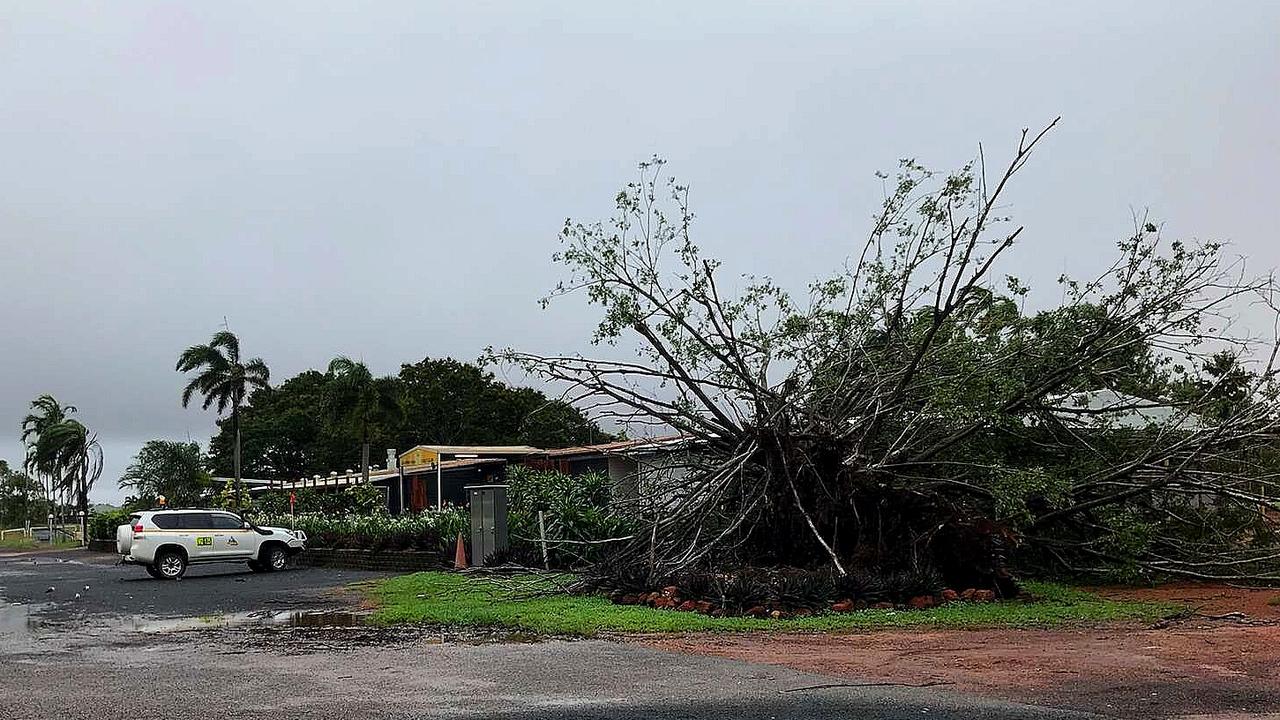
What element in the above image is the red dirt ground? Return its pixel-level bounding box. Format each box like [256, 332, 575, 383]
[1093, 582, 1280, 619]
[641, 585, 1280, 719]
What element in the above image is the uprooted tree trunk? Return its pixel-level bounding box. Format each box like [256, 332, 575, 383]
[491, 121, 1280, 591]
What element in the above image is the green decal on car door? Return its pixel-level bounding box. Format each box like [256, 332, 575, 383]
[195, 536, 212, 546]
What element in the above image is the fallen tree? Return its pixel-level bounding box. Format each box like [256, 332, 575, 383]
[492, 121, 1280, 592]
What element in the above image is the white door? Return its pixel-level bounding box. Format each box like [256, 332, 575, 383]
[176, 512, 216, 560]
[208, 512, 255, 559]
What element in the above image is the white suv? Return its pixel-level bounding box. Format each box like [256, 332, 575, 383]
[116, 509, 307, 580]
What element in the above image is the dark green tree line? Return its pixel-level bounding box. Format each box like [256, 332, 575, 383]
[207, 356, 608, 482]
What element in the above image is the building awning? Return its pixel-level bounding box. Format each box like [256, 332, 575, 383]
[399, 444, 543, 470]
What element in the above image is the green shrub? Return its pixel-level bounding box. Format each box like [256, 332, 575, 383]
[89, 508, 133, 540]
[884, 563, 946, 600]
[507, 466, 612, 514]
[251, 508, 466, 556]
[505, 466, 634, 569]
[253, 484, 386, 516]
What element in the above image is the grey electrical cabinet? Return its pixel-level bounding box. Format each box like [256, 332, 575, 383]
[466, 484, 509, 565]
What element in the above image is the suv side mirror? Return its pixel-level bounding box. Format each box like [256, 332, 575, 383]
[243, 521, 252, 529]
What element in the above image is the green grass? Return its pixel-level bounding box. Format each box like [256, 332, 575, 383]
[0, 537, 80, 551]
[367, 572, 1174, 636]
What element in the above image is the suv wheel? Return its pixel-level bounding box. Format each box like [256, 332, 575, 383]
[261, 544, 288, 572]
[154, 549, 187, 579]
[144, 565, 163, 580]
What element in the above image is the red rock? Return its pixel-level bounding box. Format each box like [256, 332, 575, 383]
[746, 605, 768, 618]
[661, 585, 679, 598]
[769, 609, 790, 620]
[960, 588, 978, 601]
[709, 608, 726, 618]
[941, 589, 959, 603]
[973, 589, 997, 603]
[693, 600, 714, 614]
[909, 595, 936, 610]
[652, 597, 676, 609]
[871, 602, 894, 610]
[676, 600, 697, 612]
[831, 600, 854, 613]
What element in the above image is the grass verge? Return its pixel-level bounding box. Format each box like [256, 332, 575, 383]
[0, 537, 80, 551]
[367, 572, 1174, 636]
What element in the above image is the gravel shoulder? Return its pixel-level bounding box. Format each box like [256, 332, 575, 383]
[642, 619, 1280, 719]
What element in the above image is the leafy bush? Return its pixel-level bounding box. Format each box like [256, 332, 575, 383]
[505, 466, 634, 569]
[216, 478, 251, 511]
[774, 568, 839, 608]
[89, 508, 133, 540]
[253, 484, 386, 516]
[251, 508, 466, 555]
[884, 563, 946, 600]
[833, 568, 888, 602]
[507, 466, 612, 516]
[659, 564, 948, 611]
[712, 570, 773, 611]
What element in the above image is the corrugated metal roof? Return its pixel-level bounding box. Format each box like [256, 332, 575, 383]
[251, 457, 508, 493]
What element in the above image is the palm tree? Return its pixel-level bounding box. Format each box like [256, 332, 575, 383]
[326, 356, 402, 485]
[31, 418, 102, 545]
[176, 330, 270, 508]
[21, 395, 76, 530]
[119, 440, 212, 506]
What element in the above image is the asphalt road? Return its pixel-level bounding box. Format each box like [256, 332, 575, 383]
[0, 550, 1097, 720]
[0, 548, 383, 622]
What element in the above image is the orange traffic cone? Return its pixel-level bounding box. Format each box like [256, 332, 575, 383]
[453, 532, 468, 570]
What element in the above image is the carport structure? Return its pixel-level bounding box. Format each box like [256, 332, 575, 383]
[396, 445, 541, 512]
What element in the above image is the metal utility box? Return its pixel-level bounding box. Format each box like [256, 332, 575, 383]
[466, 484, 509, 565]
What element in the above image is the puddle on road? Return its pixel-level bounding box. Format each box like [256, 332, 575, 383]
[0, 603, 37, 636]
[3, 604, 549, 651]
[125, 609, 367, 633]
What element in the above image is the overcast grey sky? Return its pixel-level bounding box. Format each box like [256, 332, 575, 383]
[2, 1, 1277, 504]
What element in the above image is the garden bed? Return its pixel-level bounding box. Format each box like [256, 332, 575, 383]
[366, 572, 1172, 635]
[297, 547, 449, 572]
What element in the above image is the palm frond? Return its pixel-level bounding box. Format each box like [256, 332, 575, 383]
[176, 331, 269, 419]
[243, 357, 271, 388]
[210, 330, 241, 364]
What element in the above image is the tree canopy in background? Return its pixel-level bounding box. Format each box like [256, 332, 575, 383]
[208, 356, 609, 482]
[119, 440, 212, 507]
[0, 459, 47, 529]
